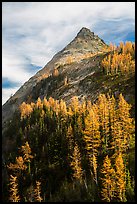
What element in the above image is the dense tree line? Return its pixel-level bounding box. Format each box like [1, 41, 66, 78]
[101, 41, 135, 75]
[3, 93, 135, 202]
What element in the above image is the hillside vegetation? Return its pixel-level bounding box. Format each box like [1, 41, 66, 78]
[3, 92, 135, 202]
[2, 35, 135, 202]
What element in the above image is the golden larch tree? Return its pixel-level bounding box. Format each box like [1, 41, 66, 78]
[36, 97, 43, 109]
[96, 94, 109, 154]
[84, 108, 100, 157]
[70, 96, 79, 115]
[115, 153, 126, 202]
[101, 155, 116, 202]
[34, 181, 43, 202]
[9, 175, 20, 202]
[70, 143, 83, 183]
[20, 102, 33, 119]
[84, 107, 100, 183]
[117, 94, 134, 153]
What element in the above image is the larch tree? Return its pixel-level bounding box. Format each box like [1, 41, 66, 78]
[59, 99, 67, 115]
[7, 156, 27, 175]
[101, 41, 135, 76]
[110, 121, 123, 157]
[36, 97, 43, 109]
[115, 153, 126, 202]
[84, 107, 100, 183]
[70, 143, 83, 183]
[9, 175, 20, 202]
[84, 108, 100, 157]
[20, 102, 33, 119]
[67, 124, 74, 155]
[117, 94, 134, 153]
[7, 141, 33, 176]
[101, 55, 110, 75]
[96, 94, 109, 154]
[119, 42, 124, 53]
[21, 141, 34, 174]
[70, 96, 79, 115]
[92, 154, 98, 185]
[109, 94, 134, 158]
[101, 155, 116, 202]
[34, 181, 43, 202]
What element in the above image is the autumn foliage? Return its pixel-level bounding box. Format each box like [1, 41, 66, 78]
[4, 92, 135, 202]
[101, 41, 135, 75]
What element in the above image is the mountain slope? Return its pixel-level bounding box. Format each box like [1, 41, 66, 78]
[2, 28, 107, 125]
[2, 27, 135, 202]
[2, 27, 135, 129]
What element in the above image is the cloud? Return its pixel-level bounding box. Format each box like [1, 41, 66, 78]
[2, 2, 135, 104]
[2, 87, 19, 105]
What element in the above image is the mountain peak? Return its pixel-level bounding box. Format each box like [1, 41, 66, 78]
[76, 27, 94, 38]
[61, 27, 106, 56]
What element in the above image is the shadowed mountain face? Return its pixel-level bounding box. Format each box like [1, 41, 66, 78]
[2, 27, 135, 130]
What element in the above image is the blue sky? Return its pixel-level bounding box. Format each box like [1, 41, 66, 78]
[2, 2, 135, 104]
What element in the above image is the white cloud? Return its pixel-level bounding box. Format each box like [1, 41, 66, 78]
[2, 2, 135, 104]
[2, 87, 19, 105]
[2, 51, 32, 84]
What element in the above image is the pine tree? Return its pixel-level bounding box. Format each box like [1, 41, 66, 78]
[126, 169, 135, 201]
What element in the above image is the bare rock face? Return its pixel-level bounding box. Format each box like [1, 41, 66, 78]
[61, 27, 106, 56]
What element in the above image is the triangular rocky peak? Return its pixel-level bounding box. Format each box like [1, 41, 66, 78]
[61, 27, 107, 55]
[76, 27, 95, 38]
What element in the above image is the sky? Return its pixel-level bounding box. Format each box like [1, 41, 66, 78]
[2, 2, 135, 105]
